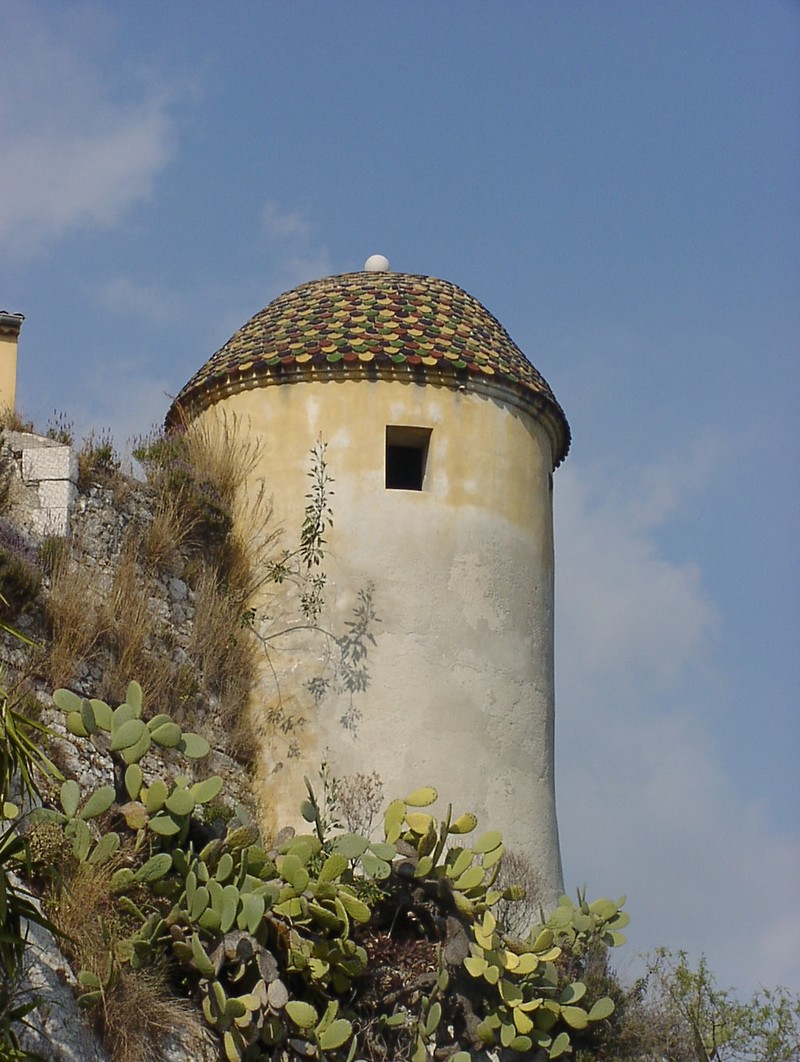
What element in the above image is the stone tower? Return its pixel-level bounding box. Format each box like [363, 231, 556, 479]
[169, 262, 570, 900]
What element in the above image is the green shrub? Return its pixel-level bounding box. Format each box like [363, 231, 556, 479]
[78, 428, 120, 488]
[0, 528, 41, 618]
[602, 949, 800, 1062]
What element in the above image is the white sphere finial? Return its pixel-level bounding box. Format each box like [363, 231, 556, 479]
[364, 254, 390, 272]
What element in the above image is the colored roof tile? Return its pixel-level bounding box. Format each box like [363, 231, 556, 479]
[168, 272, 570, 465]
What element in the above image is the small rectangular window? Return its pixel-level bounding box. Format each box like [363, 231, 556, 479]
[385, 426, 431, 491]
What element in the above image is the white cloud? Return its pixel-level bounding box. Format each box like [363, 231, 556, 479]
[0, 5, 175, 255]
[261, 202, 315, 243]
[97, 276, 177, 325]
[260, 200, 332, 284]
[555, 460, 718, 693]
[554, 456, 800, 993]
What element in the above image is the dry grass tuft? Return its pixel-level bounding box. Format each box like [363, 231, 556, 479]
[222, 483, 280, 599]
[179, 411, 261, 516]
[97, 538, 153, 706]
[45, 542, 108, 688]
[100, 967, 202, 1062]
[135, 411, 264, 564]
[44, 530, 185, 715]
[493, 850, 548, 938]
[48, 860, 198, 1062]
[138, 413, 279, 750]
[97, 534, 189, 715]
[0, 406, 36, 434]
[47, 859, 124, 971]
[42, 410, 276, 749]
[138, 491, 198, 573]
[187, 563, 256, 757]
[0, 535, 41, 619]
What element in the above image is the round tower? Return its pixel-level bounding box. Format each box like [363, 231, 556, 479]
[169, 262, 570, 900]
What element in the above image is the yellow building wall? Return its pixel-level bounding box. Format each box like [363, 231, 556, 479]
[0, 332, 19, 411]
[196, 375, 563, 899]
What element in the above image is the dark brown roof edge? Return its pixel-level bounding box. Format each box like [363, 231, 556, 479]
[167, 360, 571, 469]
[0, 312, 24, 336]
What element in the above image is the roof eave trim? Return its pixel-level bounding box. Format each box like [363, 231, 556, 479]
[167, 366, 570, 467]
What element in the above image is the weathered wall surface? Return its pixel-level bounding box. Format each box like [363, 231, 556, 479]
[2, 431, 77, 536]
[200, 375, 564, 899]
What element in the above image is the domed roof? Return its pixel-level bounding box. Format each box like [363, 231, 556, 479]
[168, 271, 570, 465]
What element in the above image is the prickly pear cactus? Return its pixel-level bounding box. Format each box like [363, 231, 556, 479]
[37, 684, 626, 1060]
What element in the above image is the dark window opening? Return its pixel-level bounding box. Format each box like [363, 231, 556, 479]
[387, 445, 423, 489]
[385, 426, 431, 490]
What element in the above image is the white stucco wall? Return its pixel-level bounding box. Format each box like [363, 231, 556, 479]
[3, 431, 78, 537]
[198, 375, 564, 900]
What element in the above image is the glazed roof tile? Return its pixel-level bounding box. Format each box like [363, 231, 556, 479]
[169, 272, 570, 465]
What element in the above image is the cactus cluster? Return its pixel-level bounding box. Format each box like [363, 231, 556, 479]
[460, 907, 617, 1056]
[364, 789, 623, 1059]
[31, 681, 219, 871]
[33, 681, 626, 1060]
[547, 891, 629, 953]
[52, 681, 209, 765]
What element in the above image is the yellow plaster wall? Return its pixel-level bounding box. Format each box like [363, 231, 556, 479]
[196, 376, 563, 898]
[0, 333, 19, 411]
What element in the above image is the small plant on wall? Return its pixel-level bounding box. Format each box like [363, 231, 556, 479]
[250, 439, 381, 758]
[77, 428, 121, 489]
[0, 525, 41, 620]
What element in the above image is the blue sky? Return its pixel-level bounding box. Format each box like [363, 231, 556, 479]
[2, 1, 798, 993]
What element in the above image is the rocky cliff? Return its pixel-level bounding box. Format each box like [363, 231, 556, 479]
[0, 434, 257, 1060]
